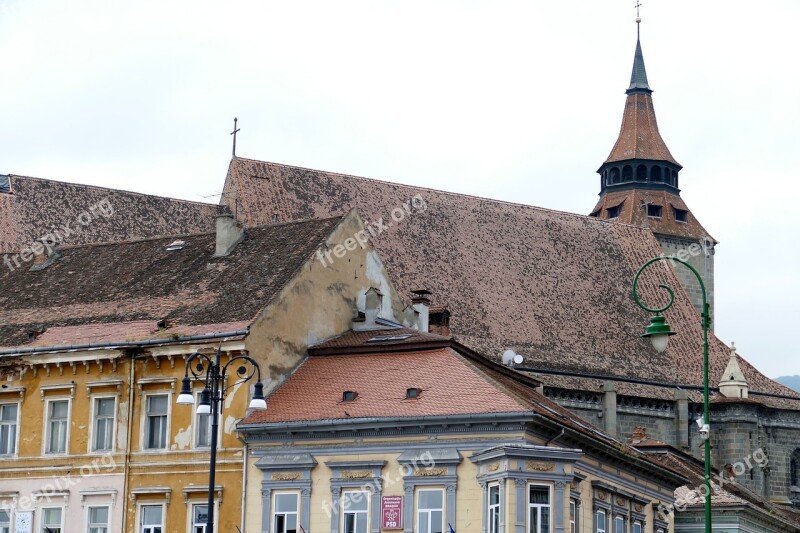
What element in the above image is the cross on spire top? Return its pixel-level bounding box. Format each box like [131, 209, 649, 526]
[230, 117, 241, 157]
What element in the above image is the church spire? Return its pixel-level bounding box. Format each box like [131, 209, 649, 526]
[627, 38, 652, 94]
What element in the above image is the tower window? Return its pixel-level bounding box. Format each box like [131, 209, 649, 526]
[650, 166, 662, 182]
[606, 205, 621, 219]
[647, 205, 662, 218]
[0, 175, 9, 194]
[636, 164, 647, 181]
[610, 168, 620, 184]
[673, 208, 688, 223]
[622, 165, 632, 181]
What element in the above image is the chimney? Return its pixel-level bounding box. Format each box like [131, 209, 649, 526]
[354, 287, 384, 331]
[410, 290, 431, 333]
[214, 209, 245, 257]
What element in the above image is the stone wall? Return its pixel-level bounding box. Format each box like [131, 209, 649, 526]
[657, 236, 715, 328]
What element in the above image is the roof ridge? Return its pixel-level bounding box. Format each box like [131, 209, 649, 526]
[6, 174, 216, 207]
[234, 157, 658, 233]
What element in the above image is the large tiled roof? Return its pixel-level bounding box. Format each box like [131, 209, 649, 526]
[0, 216, 342, 351]
[221, 157, 800, 409]
[0, 174, 217, 253]
[591, 189, 714, 241]
[242, 329, 688, 483]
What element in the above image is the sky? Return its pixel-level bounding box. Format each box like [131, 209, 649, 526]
[1, 1, 798, 379]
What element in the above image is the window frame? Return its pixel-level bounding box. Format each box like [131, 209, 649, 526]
[0, 507, 11, 533]
[614, 515, 626, 533]
[190, 503, 208, 533]
[142, 393, 171, 451]
[596, 509, 607, 533]
[341, 490, 370, 533]
[646, 204, 663, 218]
[488, 483, 500, 533]
[569, 500, 578, 533]
[528, 484, 551, 533]
[0, 402, 19, 456]
[416, 487, 444, 533]
[271, 491, 300, 533]
[86, 504, 111, 533]
[193, 391, 213, 449]
[632, 521, 642, 533]
[40, 506, 64, 533]
[138, 503, 164, 533]
[43, 398, 71, 455]
[90, 395, 117, 453]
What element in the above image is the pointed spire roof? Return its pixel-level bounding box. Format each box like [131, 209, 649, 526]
[602, 34, 679, 166]
[627, 38, 652, 94]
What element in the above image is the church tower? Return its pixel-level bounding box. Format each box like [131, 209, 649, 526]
[591, 20, 716, 324]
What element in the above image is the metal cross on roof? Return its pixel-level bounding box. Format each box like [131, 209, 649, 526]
[230, 117, 241, 157]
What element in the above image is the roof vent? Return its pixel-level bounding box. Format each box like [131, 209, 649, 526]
[342, 391, 358, 402]
[166, 240, 186, 251]
[366, 334, 412, 343]
[406, 387, 421, 399]
[27, 327, 46, 341]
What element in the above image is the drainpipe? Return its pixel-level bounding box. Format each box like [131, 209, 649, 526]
[121, 351, 136, 532]
[240, 441, 248, 533]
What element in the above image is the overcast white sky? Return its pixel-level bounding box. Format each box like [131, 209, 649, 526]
[1, 1, 798, 379]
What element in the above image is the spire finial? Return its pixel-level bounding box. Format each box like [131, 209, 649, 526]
[230, 117, 241, 157]
[635, 1, 643, 38]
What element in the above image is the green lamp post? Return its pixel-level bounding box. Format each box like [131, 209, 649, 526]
[632, 256, 712, 533]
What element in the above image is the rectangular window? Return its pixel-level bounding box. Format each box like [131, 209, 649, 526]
[342, 491, 369, 533]
[596, 510, 607, 533]
[0, 404, 18, 455]
[46, 400, 69, 454]
[417, 489, 444, 533]
[569, 501, 577, 533]
[87, 506, 110, 533]
[0, 509, 10, 533]
[191, 504, 208, 533]
[488, 484, 500, 533]
[614, 516, 625, 533]
[529, 486, 550, 533]
[195, 393, 211, 448]
[273, 493, 299, 533]
[673, 208, 688, 223]
[93, 397, 115, 452]
[140, 505, 163, 533]
[606, 205, 621, 219]
[632, 522, 642, 533]
[647, 204, 662, 218]
[145, 395, 168, 449]
[41, 507, 63, 533]
[0, 175, 9, 194]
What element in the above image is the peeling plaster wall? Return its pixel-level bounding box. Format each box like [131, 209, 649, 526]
[245, 209, 405, 390]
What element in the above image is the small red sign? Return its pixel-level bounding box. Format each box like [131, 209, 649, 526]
[381, 495, 403, 530]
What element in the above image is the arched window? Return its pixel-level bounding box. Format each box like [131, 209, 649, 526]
[610, 168, 620, 184]
[622, 165, 633, 181]
[791, 449, 800, 486]
[672, 170, 678, 188]
[650, 166, 662, 182]
[636, 164, 647, 181]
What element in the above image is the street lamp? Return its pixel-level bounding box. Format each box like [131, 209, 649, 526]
[632, 256, 712, 533]
[176, 347, 267, 533]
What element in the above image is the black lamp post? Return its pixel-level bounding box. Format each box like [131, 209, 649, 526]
[176, 347, 267, 532]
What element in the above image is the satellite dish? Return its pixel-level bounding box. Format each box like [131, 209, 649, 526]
[502, 349, 516, 366]
[513, 354, 524, 365]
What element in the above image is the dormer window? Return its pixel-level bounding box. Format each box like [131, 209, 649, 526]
[606, 205, 621, 219]
[342, 391, 358, 402]
[673, 208, 688, 223]
[406, 388, 421, 399]
[647, 205, 662, 218]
